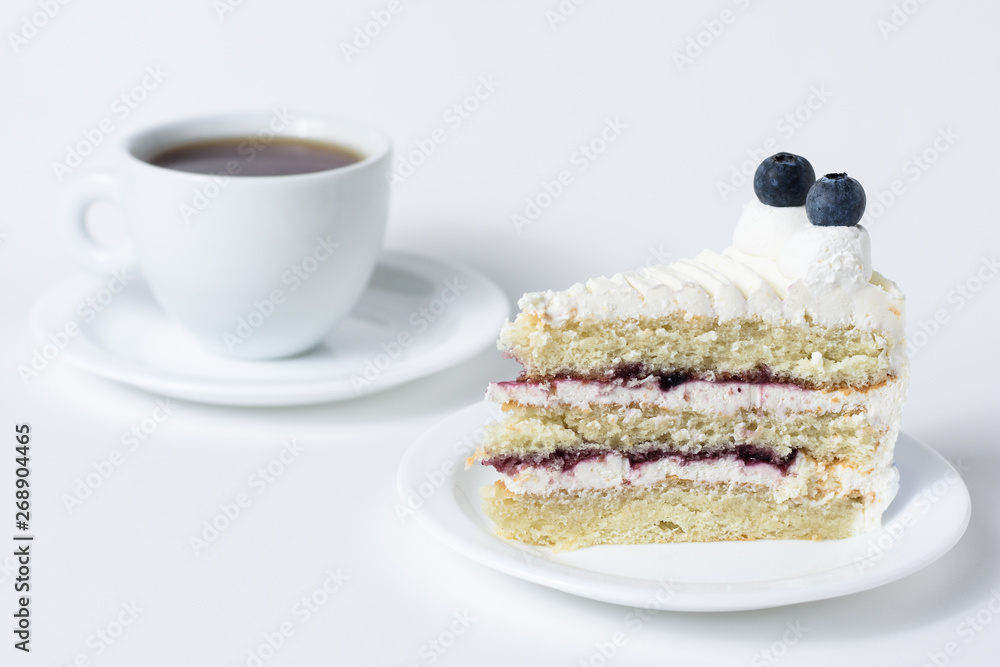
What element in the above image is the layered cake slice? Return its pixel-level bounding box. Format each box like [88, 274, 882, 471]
[473, 153, 907, 549]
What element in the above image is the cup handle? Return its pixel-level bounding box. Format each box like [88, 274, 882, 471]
[62, 173, 138, 274]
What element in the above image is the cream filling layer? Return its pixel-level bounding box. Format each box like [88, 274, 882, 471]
[500, 452, 900, 507]
[488, 377, 907, 426]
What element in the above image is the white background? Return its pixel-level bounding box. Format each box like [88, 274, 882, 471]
[2, 0, 999, 665]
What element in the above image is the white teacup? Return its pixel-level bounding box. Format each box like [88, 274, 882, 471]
[62, 111, 392, 360]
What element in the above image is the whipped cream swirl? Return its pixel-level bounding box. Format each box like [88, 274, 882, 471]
[733, 198, 873, 290]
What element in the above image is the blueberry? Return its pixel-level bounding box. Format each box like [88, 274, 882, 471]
[805, 173, 866, 227]
[753, 153, 816, 207]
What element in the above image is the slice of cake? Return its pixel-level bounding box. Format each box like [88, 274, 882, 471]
[473, 153, 907, 549]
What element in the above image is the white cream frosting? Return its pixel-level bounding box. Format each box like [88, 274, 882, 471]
[488, 376, 907, 426]
[778, 224, 872, 288]
[733, 198, 810, 258]
[499, 449, 899, 507]
[509, 199, 905, 362]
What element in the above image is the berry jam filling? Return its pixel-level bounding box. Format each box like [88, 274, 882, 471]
[519, 364, 808, 388]
[609, 363, 692, 391]
[483, 444, 798, 477]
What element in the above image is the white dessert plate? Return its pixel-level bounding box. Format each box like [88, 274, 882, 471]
[29, 253, 509, 406]
[399, 402, 972, 612]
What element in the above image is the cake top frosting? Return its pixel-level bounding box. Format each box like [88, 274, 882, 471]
[516, 154, 905, 344]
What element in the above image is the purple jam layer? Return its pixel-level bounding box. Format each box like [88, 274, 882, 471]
[519, 364, 820, 391]
[483, 444, 799, 477]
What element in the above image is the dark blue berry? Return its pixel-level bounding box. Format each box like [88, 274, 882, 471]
[805, 173, 866, 227]
[753, 153, 816, 207]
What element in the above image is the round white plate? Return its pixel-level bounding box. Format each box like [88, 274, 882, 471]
[30, 254, 508, 406]
[399, 402, 972, 611]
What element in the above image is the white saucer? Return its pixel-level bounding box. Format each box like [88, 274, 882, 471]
[30, 254, 509, 406]
[399, 402, 972, 612]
